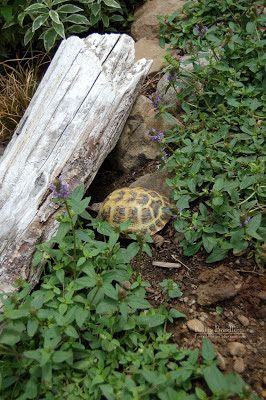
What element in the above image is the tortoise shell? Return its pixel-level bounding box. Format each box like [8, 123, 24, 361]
[98, 187, 171, 235]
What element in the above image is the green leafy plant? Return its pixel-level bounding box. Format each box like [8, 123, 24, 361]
[157, 0, 265, 263]
[0, 181, 258, 399]
[159, 279, 183, 300]
[0, 0, 145, 56]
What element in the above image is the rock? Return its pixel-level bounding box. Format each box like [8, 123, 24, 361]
[217, 352, 227, 371]
[187, 319, 205, 333]
[113, 95, 177, 172]
[129, 168, 172, 199]
[257, 291, 266, 301]
[233, 357, 245, 373]
[237, 315, 249, 327]
[228, 342, 246, 357]
[196, 266, 243, 306]
[198, 312, 208, 322]
[131, 0, 185, 41]
[153, 234, 165, 248]
[179, 52, 211, 72]
[155, 72, 181, 109]
[135, 38, 168, 74]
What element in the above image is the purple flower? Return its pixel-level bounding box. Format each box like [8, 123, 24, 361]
[50, 176, 70, 199]
[149, 95, 161, 110]
[167, 72, 176, 82]
[239, 216, 252, 228]
[149, 128, 164, 142]
[194, 24, 208, 37]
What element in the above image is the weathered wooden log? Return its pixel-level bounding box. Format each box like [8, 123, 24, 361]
[0, 33, 152, 294]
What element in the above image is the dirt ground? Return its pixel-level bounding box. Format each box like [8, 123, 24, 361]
[88, 156, 266, 398]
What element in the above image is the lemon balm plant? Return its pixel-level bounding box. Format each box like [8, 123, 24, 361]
[158, 0, 266, 263]
[0, 181, 259, 399]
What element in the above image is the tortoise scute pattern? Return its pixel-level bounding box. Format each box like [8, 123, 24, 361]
[99, 187, 171, 235]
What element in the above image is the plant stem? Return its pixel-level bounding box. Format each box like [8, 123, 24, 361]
[64, 200, 77, 277]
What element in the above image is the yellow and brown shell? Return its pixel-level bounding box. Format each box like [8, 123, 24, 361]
[98, 187, 171, 235]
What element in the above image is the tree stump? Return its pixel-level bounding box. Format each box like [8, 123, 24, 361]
[0, 33, 152, 294]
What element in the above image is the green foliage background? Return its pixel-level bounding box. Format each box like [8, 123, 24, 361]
[157, 0, 266, 263]
[0, 0, 144, 59]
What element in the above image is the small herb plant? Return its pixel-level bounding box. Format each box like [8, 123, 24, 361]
[157, 0, 265, 263]
[0, 181, 258, 399]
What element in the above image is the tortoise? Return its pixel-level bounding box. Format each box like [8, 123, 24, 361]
[98, 186, 172, 235]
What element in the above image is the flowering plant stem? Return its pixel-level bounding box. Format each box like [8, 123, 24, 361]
[64, 199, 77, 276]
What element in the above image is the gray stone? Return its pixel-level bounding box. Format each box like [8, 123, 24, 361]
[135, 38, 168, 74]
[155, 72, 181, 109]
[217, 352, 227, 371]
[131, 0, 185, 41]
[113, 95, 177, 172]
[233, 357, 245, 373]
[237, 315, 249, 327]
[228, 342, 246, 357]
[129, 168, 172, 199]
[187, 319, 205, 333]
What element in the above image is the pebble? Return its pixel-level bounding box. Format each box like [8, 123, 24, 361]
[228, 342, 246, 356]
[199, 312, 208, 322]
[217, 353, 227, 371]
[233, 357, 245, 373]
[183, 297, 189, 303]
[237, 315, 249, 326]
[187, 319, 205, 333]
[257, 291, 266, 301]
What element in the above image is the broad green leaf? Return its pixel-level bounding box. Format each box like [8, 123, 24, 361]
[103, 0, 121, 8]
[43, 28, 58, 51]
[203, 365, 227, 395]
[103, 283, 118, 300]
[52, 20, 65, 39]
[27, 319, 39, 337]
[246, 21, 256, 34]
[4, 309, 29, 319]
[75, 276, 96, 290]
[206, 247, 228, 263]
[53, 350, 73, 363]
[75, 308, 89, 327]
[213, 177, 224, 191]
[128, 295, 151, 310]
[49, 10, 60, 24]
[101, 13, 109, 27]
[65, 14, 89, 25]
[24, 349, 42, 362]
[195, 387, 208, 400]
[201, 337, 216, 362]
[25, 4, 48, 12]
[24, 27, 34, 45]
[137, 313, 166, 328]
[65, 325, 79, 338]
[100, 384, 115, 400]
[168, 308, 186, 319]
[202, 235, 217, 253]
[176, 195, 191, 210]
[0, 330, 21, 345]
[246, 214, 262, 239]
[57, 4, 83, 14]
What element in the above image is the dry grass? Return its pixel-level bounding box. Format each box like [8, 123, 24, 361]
[0, 54, 50, 146]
